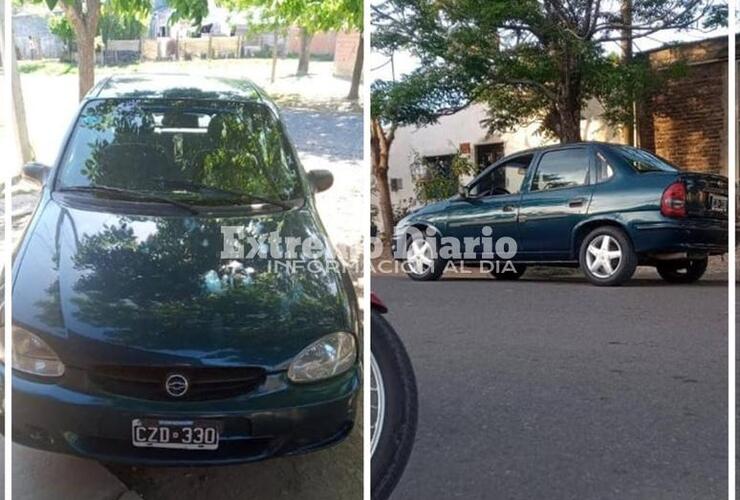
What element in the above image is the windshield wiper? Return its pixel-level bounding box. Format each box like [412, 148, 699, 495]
[155, 179, 295, 210]
[58, 185, 199, 215]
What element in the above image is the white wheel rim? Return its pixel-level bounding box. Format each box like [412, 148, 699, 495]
[370, 353, 385, 457]
[585, 235, 622, 279]
[406, 238, 434, 275]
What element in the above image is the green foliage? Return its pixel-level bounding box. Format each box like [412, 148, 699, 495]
[99, 9, 147, 43]
[412, 152, 474, 203]
[221, 0, 362, 34]
[371, 68, 473, 127]
[372, 0, 721, 142]
[48, 14, 75, 47]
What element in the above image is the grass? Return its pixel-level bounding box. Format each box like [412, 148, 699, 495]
[19, 60, 76, 75]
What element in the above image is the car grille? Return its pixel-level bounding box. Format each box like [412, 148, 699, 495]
[88, 365, 267, 401]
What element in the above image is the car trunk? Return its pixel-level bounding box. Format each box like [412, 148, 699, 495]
[679, 173, 728, 219]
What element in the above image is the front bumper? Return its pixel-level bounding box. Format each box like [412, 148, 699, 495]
[631, 216, 728, 255]
[12, 366, 359, 466]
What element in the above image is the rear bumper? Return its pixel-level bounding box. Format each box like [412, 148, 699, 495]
[12, 366, 359, 466]
[630, 217, 728, 255]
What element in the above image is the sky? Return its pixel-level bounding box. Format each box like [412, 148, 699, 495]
[370, 3, 728, 82]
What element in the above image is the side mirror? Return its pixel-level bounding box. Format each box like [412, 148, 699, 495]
[307, 169, 334, 193]
[458, 185, 470, 199]
[22, 162, 51, 185]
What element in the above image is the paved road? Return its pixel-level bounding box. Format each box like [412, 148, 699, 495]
[374, 274, 727, 500]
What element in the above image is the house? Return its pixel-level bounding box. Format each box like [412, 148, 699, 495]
[638, 35, 729, 177]
[13, 9, 64, 60]
[374, 36, 730, 235]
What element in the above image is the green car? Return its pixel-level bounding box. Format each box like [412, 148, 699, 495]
[394, 143, 727, 286]
[11, 74, 360, 465]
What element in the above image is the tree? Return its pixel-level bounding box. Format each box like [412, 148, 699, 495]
[1, 0, 35, 164]
[42, 0, 180, 100]
[48, 14, 75, 61]
[98, 9, 147, 44]
[339, 0, 363, 100]
[371, 74, 456, 241]
[222, 0, 362, 94]
[372, 0, 723, 143]
[51, 0, 102, 100]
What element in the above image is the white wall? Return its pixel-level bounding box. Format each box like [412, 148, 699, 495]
[374, 100, 621, 233]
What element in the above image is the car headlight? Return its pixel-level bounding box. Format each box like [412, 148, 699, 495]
[288, 332, 356, 383]
[13, 326, 65, 377]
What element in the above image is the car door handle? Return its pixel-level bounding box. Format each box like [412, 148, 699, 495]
[518, 214, 528, 223]
[568, 197, 587, 208]
[503, 205, 516, 212]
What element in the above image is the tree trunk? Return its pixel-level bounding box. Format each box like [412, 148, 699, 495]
[347, 32, 363, 100]
[77, 29, 95, 100]
[0, 0, 35, 165]
[296, 28, 311, 76]
[11, 49, 34, 163]
[557, 53, 583, 143]
[620, 0, 634, 145]
[558, 105, 582, 143]
[271, 28, 278, 83]
[371, 119, 396, 244]
[62, 0, 100, 101]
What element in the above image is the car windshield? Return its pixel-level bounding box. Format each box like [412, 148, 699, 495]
[616, 146, 679, 173]
[56, 98, 303, 206]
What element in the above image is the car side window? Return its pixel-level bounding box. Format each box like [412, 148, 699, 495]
[530, 148, 590, 191]
[594, 151, 614, 183]
[470, 155, 532, 197]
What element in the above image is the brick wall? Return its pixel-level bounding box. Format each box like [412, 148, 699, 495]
[286, 28, 337, 56]
[334, 31, 361, 77]
[637, 37, 728, 176]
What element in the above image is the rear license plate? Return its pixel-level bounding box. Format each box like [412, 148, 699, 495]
[708, 193, 728, 213]
[132, 419, 221, 450]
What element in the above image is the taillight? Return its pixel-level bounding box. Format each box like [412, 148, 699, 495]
[660, 181, 687, 218]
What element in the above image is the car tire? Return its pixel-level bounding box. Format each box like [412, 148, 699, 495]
[371, 310, 418, 500]
[579, 226, 637, 286]
[656, 257, 708, 284]
[403, 233, 445, 281]
[490, 263, 527, 280]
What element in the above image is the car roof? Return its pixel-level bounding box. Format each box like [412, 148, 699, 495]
[507, 141, 629, 158]
[89, 74, 268, 104]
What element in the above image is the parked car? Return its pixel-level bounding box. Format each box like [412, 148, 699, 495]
[393, 142, 728, 286]
[11, 74, 360, 465]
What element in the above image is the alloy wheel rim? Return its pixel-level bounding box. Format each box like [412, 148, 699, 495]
[585, 234, 622, 279]
[370, 353, 385, 457]
[406, 238, 434, 275]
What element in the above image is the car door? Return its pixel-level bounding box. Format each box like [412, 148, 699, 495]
[517, 146, 594, 260]
[445, 155, 532, 260]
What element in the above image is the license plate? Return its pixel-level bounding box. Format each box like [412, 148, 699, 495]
[708, 193, 728, 212]
[132, 419, 221, 450]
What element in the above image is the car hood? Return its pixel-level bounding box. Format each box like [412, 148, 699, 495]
[12, 198, 357, 371]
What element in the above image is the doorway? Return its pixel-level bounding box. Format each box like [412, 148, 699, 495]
[474, 142, 505, 173]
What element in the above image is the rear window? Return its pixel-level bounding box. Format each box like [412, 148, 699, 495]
[531, 148, 590, 191]
[57, 98, 303, 204]
[616, 146, 679, 173]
